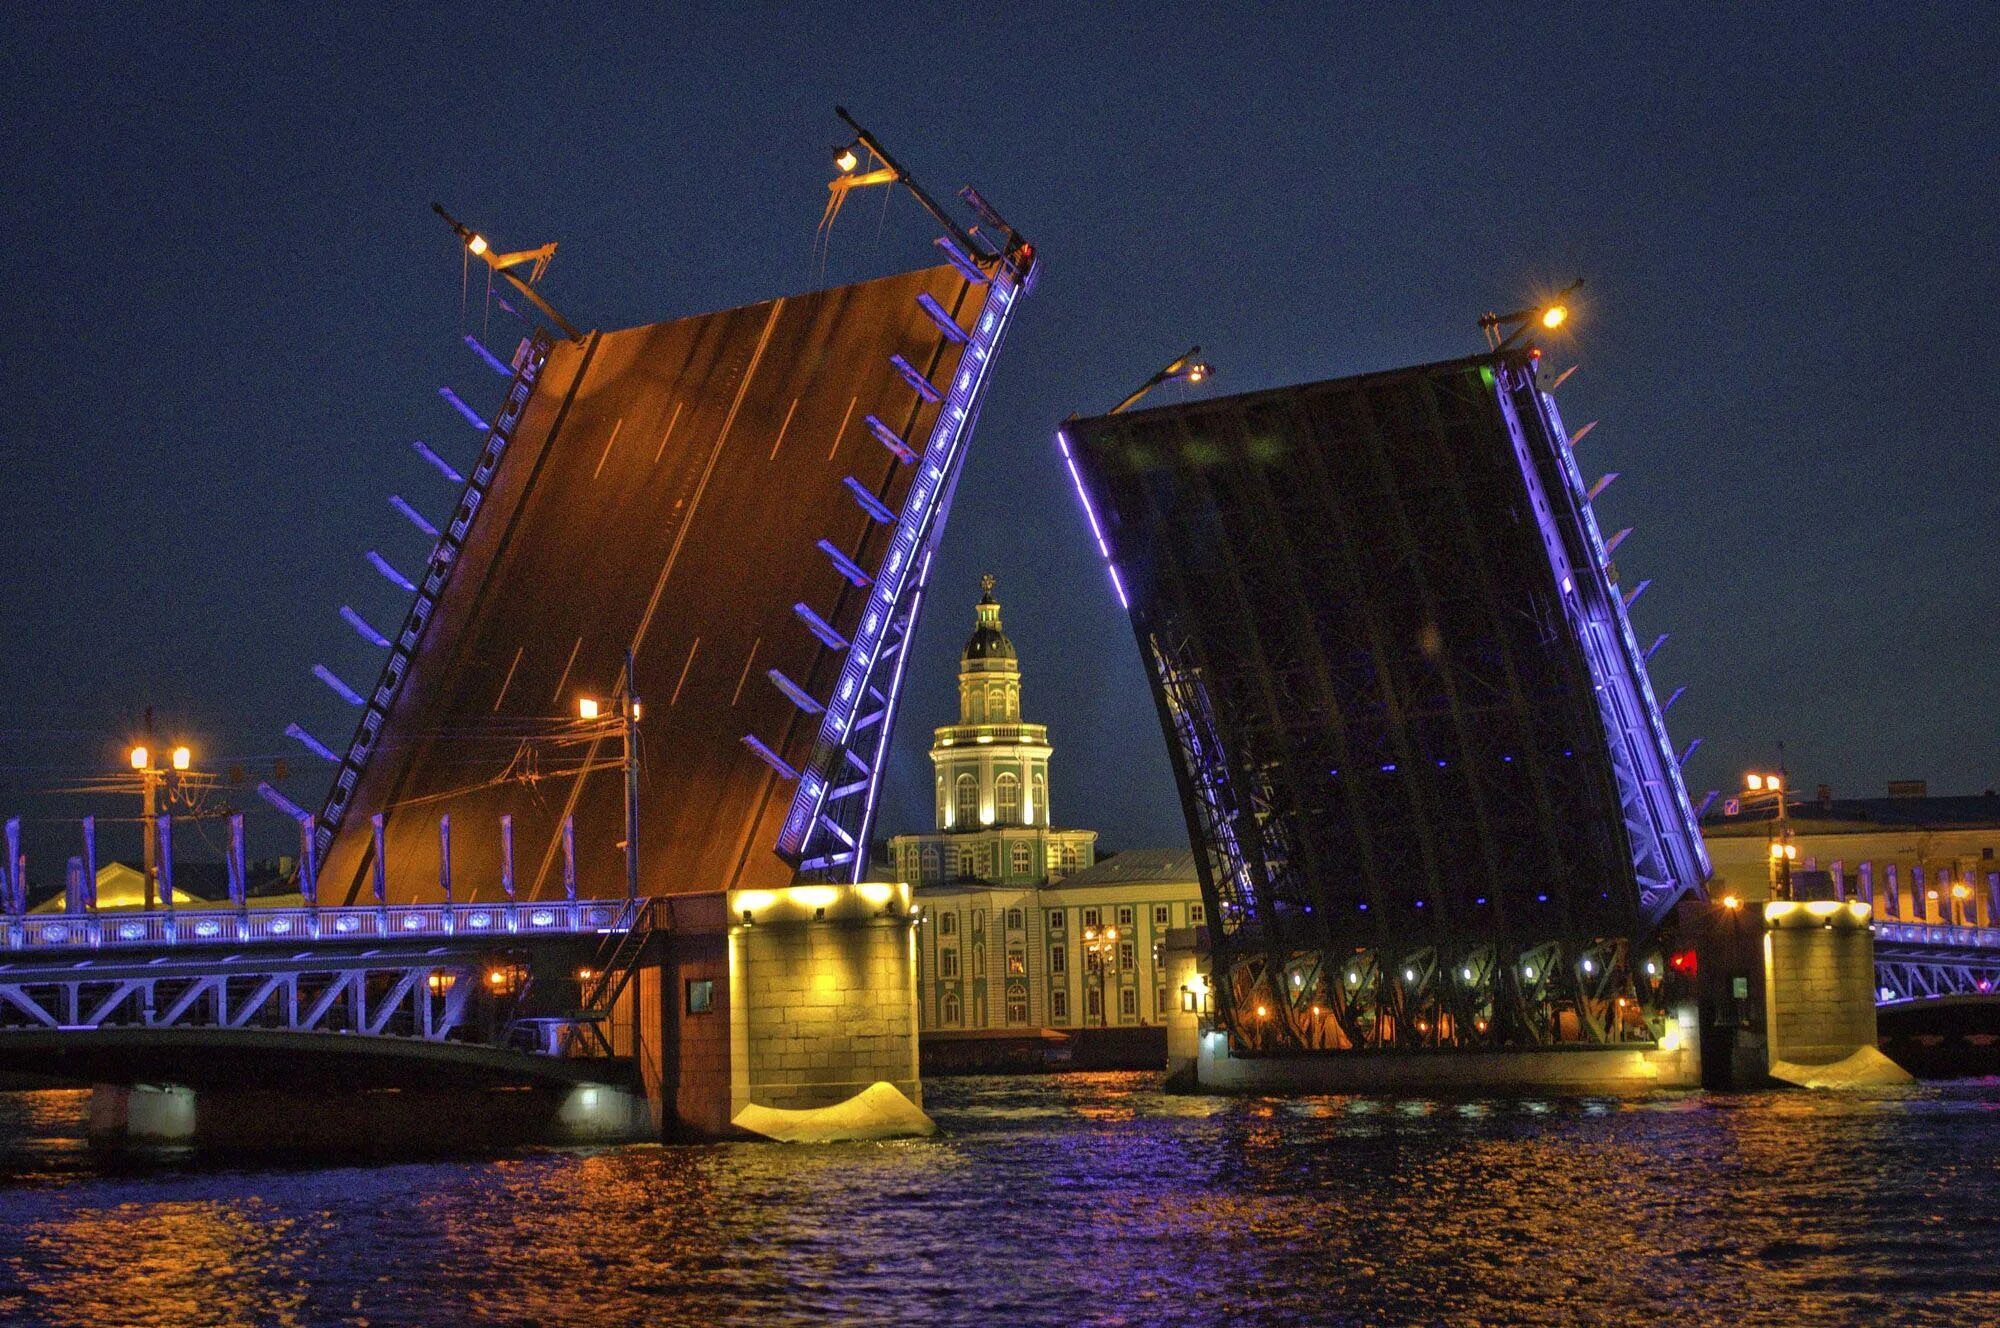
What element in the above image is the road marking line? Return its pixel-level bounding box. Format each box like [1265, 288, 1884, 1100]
[768, 396, 801, 461]
[550, 636, 584, 704]
[731, 637, 761, 707]
[591, 416, 626, 481]
[653, 400, 685, 464]
[492, 645, 525, 711]
[670, 636, 701, 707]
[827, 394, 859, 460]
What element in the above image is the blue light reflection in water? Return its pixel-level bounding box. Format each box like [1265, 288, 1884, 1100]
[0, 1074, 1997, 1326]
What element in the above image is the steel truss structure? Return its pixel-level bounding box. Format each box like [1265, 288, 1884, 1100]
[778, 242, 1037, 878]
[1875, 922, 2000, 1005]
[0, 899, 655, 1062]
[1064, 350, 1709, 1053]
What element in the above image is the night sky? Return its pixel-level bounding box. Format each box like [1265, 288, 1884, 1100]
[2, 6, 1994, 873]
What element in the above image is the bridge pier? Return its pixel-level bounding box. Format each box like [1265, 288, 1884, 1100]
[1695, 898, 1912, 1088]
[637, 882, 930, 1142]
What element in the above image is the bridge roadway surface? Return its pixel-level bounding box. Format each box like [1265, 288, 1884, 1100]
[317, 263, 992, 908]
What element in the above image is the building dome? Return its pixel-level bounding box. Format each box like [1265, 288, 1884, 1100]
[962, 574, 1016, 664]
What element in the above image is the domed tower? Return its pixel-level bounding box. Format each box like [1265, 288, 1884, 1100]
[932, 575, 1051, 832]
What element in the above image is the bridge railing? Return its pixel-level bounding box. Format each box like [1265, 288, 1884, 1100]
[1874, 921, 2000, 952]
[4, 898, 642, 954]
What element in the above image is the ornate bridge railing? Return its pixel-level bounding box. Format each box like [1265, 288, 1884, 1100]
[3, 898, 639, 955]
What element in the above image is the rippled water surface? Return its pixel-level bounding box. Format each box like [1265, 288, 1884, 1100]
[1, 1075, 1997, 1326]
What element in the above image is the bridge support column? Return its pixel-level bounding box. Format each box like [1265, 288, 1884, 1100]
[87, 1083, 196, 1145]
[1761, 900, 1910, 1087]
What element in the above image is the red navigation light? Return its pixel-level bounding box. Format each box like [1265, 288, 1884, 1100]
[1668, 949, 1698, 976]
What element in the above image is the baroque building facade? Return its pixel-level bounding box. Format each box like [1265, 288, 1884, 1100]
[887, 578, 1205, 1034]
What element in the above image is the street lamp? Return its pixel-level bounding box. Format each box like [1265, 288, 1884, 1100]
[1479, 279, 1583, 352]
[576, 649, 642, 902]
[1741, 767, 1795, 899]
[1082, 924, 1119, 1026]
[1108, 346, 1216, 415]
[127, 732, 194, 909]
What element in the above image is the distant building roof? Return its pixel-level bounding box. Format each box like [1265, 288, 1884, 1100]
[1703, 791, 2000, 836]
[1056, 848, 1202, 888]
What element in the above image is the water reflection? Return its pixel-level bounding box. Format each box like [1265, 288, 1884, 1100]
[0, 1076, 1995, 1325]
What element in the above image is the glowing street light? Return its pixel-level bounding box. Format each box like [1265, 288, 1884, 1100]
[126, 725, 194, 909]
[574, 655, 642, 901]
[129, 746, 149, 770]
[833, 143, 860, 174]
[1108, 346, 1216, 415]
[1479, 279, 1583, 352]
[577, 697, 601, 721]
[171, 745, 192, 772]
[1741, 764, 1796, 899]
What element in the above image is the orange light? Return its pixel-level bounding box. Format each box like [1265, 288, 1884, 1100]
[486, 969, 508, 988]
[129, 746, 149, 770]
[1540, 305, 1568, 330]
[1746, 773, 1764, 791]
[1255, 1004, 1269, 1018]
[467, 233, 489, 257]
[170, 745, 191, 771]
[1474, 1018, 1489, 1033]
[834, 145, 859, 174]
[1953, 883, 1973, 901]
[1722, 894, 1742, 911]
[1767, 775, 1783, 792]
[576, 967, 597, 982]
[577, 697, 600, 720]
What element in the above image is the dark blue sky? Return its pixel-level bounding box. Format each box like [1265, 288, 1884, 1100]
[2, 5, 1994, 869]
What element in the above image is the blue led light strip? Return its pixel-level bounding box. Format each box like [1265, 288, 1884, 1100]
[775, 263, 1032, 876]
[311, 330, 553, 862]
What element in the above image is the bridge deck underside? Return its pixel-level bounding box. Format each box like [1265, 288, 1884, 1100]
[1065, 353, 1704, 1049]
[318, 266, 989, 905]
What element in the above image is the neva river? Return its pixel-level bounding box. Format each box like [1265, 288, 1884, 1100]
[0, 1074, 1994, 1326]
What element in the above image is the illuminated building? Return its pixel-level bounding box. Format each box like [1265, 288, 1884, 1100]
[1704, 781, 2000, 925]
[888, 580, 1203, 1032]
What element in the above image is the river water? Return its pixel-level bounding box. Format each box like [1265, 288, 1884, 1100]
[0, 1074, 1993, 1326]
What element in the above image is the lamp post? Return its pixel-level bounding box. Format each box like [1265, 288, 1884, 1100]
[577, 649, 642, 902]
[1742, 768, 1795, 899]
[127, 726, 193, 910]
[1108, 347, 1214, 415]
[1082, 923, 1118, 1026]
[1479, 279, 1583, 352]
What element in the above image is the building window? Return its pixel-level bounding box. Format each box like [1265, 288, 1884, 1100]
[1119, 941, 1135, 969]
[1190, 903, 1205, 924]
[1033, 774, 1047, 826]
[1156, 986, 1169, 1015]
[996, 772, 1020, 822]
[1086, 987, 1102, 1020]
[1007, 993, 1028, 1024]
[1050, 945, 1067, 974]
[972, 943, 985, 979]
[1052, 989, 1069, 1022]
[940, 912, 956, 937]
[935, 776, 946, 826]
[1062, 846, 1079, 874]
[956, 774, 978, 826]
[940, 948, 959, 979]
[1011, 843, 1032, 877]
[943, 991, 961, 1026]
[1082, 907, 1100, 928]
[686, 978, 715, 1014]
[1006, 907, 1024, 931]
[1154, 905, 1171, 926]
[1048, 909, 1065, 932]
[1118, 906, 1135, 928]
[1008, 950, 1026, 976]
[1120, 988, 1138, 1017]
[922, 846, 940, 882]
[975, 846, 991, 879]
